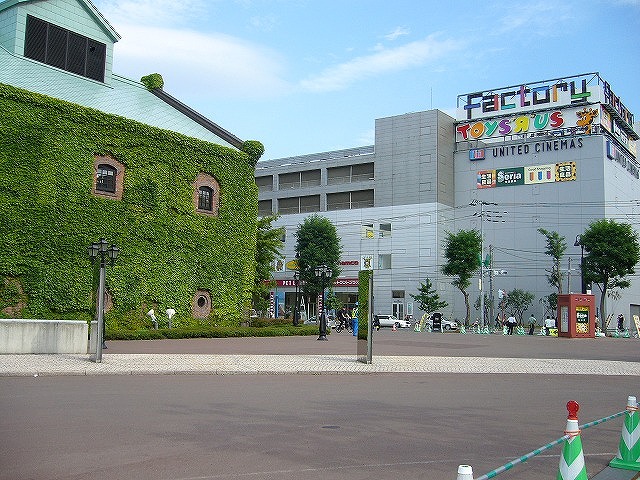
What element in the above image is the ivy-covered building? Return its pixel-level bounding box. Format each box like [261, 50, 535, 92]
[0, 0, 262, 324]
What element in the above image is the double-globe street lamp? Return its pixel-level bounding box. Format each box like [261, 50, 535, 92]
[314, 264, 332, 341]
[88, 238, 119, 362]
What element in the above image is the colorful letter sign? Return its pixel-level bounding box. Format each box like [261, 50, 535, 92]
[478, 162, 577, 189]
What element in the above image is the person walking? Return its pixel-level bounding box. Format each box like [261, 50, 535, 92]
[507, 314, 517, 335]
[528, 314, 536, 335]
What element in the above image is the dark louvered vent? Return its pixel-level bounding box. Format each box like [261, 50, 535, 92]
[24, 15, 106, 82]
[86, 40, 106, 82]
[24, 16, 47, 62]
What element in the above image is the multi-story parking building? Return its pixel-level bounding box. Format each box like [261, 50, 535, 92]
[257, 73, 639, 330]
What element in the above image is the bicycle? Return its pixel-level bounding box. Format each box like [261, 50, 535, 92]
[334, 319, 352, 334]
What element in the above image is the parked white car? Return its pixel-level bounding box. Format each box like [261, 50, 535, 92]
[374, 314, 411, 329]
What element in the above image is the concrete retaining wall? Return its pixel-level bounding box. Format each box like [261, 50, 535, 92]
[0, 319, 88, 354]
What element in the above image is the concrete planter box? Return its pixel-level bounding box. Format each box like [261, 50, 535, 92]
[0, 319, 88, 354]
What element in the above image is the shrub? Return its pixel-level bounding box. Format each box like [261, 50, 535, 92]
[105, 324, 319, 340]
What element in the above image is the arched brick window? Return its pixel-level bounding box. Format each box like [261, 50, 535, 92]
[193, 173, 220, 216]
[96, 164, 117, 193]
[93, 156, 124, 200]
[198, 186, 213, 211]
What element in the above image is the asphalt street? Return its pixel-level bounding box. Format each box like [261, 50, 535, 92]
[1, 329, 638, 480]
[104, 327, 639, 362]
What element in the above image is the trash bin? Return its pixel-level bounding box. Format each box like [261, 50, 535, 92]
[352, 317, 358, 336]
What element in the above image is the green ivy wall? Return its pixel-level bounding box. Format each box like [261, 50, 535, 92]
[0, 83, 259, 324]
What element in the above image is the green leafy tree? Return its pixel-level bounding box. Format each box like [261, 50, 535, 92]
[252, 214, 284, 314]
[505, 288, 535, 324]
[442, 229, 481, 325]
[580, 219, 640, 328]
[410, 278, 447, 315]
[295, 215, 342, 298]
[325, 288, 341, 311]
[537, 228, 566, 294]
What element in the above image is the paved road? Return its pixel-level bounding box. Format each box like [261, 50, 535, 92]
[104, 328, 640, 361]
[0, 372, 635, 480]
[1, 330, 639, 480]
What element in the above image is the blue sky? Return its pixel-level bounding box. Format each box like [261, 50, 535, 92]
[92, 0, 640, 161]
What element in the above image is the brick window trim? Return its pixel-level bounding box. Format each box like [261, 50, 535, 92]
[93, 155, 124, 200]
[193, 173, 220, 216]
[192, 290, 212, 318]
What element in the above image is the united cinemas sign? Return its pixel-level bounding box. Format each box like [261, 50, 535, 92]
[457, 74, 600, 121]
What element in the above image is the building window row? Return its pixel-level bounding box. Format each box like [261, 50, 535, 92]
[278, 169, 321, 190]
[93, 155, 219, 216]
[327, 189, 374, 211]
[256, 163, 374, 193]
[259, 189, 375, 217]
[327, 162, 374, 185]
[278, 195, 320, 215]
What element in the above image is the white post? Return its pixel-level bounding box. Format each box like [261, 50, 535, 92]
[457, 464, 474, 480]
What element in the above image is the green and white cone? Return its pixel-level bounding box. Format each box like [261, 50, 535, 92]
[610, 396, 640, 471]
[557, 401, 588, 480]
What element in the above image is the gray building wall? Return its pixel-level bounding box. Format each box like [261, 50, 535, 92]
[256, 110, 456, 321]
[452, 134, 640, 326]
[256, 106, 640, 329]
[374, 110, 454, 208]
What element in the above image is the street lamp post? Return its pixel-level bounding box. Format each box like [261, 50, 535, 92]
[574, 235, 586, 294]
[293, 271, 300, 326]
[88, 238, 119, 363]
[314, 264, 332, 341]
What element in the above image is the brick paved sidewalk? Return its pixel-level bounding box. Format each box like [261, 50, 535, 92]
[1, 353, 639, 376]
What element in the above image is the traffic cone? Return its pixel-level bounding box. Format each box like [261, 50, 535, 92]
[392, 323, 397, 331]
[557, 400, 588, 480]
[610, 396, 640, 471]
[456, 464, 473, 480]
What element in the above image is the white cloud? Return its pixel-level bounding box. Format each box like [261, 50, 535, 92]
[299, 35, 463, 93]
[94, 0, 208, 27]
[112, 24, 290, 99]
[385, 26, 410, 41]
[493, 1, 572, 35]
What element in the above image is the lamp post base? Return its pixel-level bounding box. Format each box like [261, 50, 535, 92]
[317, 335, 328, 341]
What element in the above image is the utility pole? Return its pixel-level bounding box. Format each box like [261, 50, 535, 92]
[479, 201, 484, 326]
[471, 199, 500, 327]
[567, 257, 571, 293]
[489, 244, 494, 327]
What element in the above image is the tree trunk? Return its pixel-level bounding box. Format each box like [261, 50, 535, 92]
[461, 288, 470, 325]
[599, 284, 607, 333]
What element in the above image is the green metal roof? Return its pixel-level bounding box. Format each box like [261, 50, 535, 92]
[0, 46, 243, 148]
